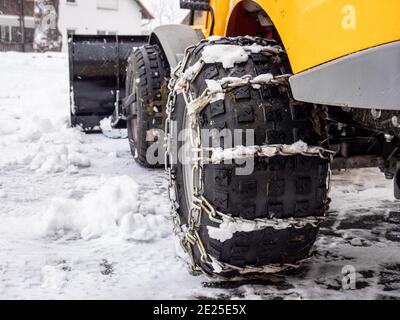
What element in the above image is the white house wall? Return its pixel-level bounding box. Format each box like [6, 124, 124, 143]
[58, 0, 143, 51]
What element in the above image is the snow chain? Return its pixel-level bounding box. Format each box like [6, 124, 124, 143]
[165, 37, 334, 277]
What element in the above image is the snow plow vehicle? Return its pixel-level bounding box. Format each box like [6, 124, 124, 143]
[69, 0, 400, 278]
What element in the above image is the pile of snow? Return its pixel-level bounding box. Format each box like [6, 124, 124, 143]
[40, 176, 171, 241]
[208, 215, 321, 242]
[205, 79, 225, 102]
[201, 43, 281, 69]
[99, 117, 127, 139]
[202, 45, 249, 69]
[211, 145, 259, 163]
[0, 53, 90, 173]
[5, 118, 90, 173]
[210, 140, 328, 162]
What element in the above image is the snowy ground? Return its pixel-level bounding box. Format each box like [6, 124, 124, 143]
[0, 53, 400, 300]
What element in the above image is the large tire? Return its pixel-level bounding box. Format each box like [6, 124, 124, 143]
[395, 164, 400, 200]
[167, 37, 330, 277]
[125, 45, 169, 167]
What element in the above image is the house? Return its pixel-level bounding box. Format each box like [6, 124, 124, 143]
[58, 0, 154, 50]
[0, 0, 153, 52]
[0, 0, 35, 51]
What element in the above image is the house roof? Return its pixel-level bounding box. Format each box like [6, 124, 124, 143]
[135, 0, 154, 20]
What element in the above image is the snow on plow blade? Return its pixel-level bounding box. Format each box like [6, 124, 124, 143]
[69, 34, 148, 131]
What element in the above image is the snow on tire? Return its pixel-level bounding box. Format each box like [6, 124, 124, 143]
[166, 37, 331, 278]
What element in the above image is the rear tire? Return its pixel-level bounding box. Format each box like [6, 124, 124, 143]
[125, 45, 169, 167]
[395, 165, 400, 200]
[167, 37, 330, 277]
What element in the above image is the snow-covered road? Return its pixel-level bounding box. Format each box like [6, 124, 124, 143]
[0, 53, 400, 300]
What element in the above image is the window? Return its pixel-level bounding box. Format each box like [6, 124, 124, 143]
[0, 25, 10, 43]
[97, 30, 117, 36]
[97, 0, 118, 10]
[11, 26, 21, 43]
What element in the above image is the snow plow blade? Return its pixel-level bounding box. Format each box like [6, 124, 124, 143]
[69, 34, 149, 131]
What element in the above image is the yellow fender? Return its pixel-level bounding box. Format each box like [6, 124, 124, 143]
[207, 0, 400, 74]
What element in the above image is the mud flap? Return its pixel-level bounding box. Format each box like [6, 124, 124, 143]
[68, 34, 148, 132]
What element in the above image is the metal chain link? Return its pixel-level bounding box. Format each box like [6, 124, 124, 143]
[165, 37, 333, 277]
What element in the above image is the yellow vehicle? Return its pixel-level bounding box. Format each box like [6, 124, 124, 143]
[69, 0, 400, 278]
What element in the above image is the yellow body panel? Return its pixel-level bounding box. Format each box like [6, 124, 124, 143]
[205, 0, 400, 73]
